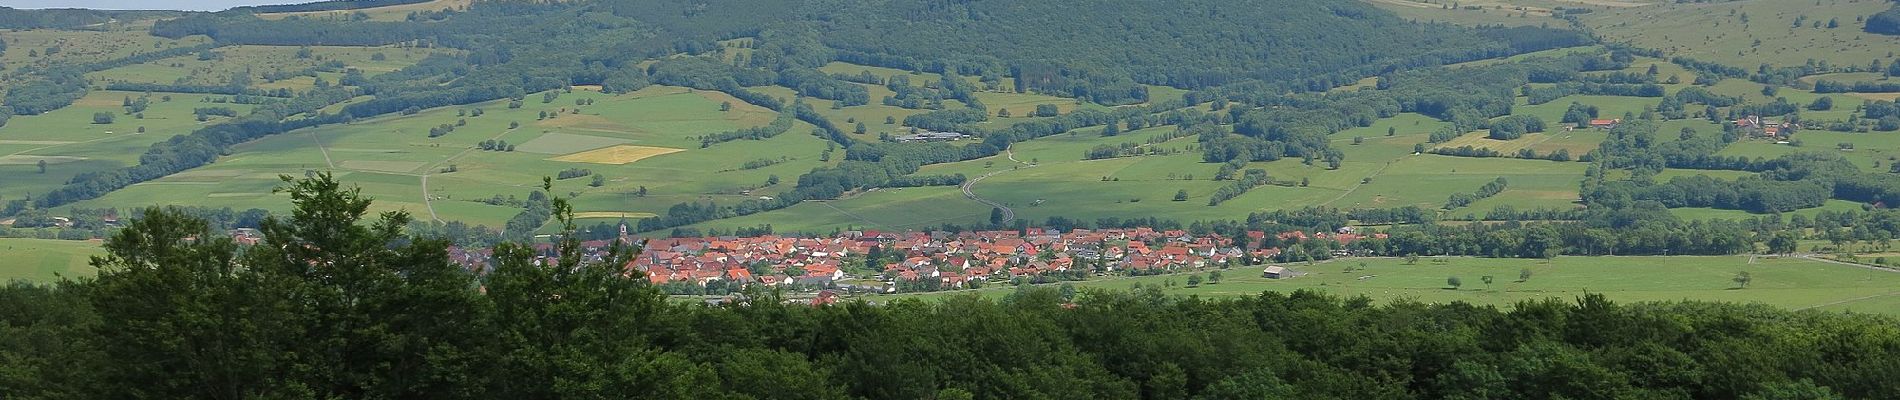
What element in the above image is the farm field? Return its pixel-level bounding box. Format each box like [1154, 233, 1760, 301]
[1372, 0, 1899, 71]
[0, 238, 101, 283]
[68, 85, 837, 227]
[255, 0, 476, 21]
[0, 90, 256, 201]
[881, 255, 1900, 315]
[668, 186, 990, 235]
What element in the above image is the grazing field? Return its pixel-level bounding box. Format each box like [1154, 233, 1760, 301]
[1433, 130, 1604, 156]
[1668, 199, 1868, 221]
[510, 132, 630, 155]
[1369, 0, 1574, 27]
[87, 45, 442, 88]
[883, 255, 1900, 315]
[1582, 0, 1898, 70]
[0, 238, 101, 283]
[0, 90, 256, 201]
[67, 85, 835, 227]
[0, 28, 210, 74]
[672, 186, 990, 234]
[255, 0, 476, 21]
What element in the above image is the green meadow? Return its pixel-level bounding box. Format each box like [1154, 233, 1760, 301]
[0, 28, 210, 75]
[70, 85, 837, 227]
[1582, 0, 1899, 70]
[881, 255, 1900, 315]
[0, 238, 101, 283]
[0, 90, 257, 201]
[87, 44, 443, 90]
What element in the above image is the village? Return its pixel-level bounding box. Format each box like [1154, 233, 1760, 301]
[425, 225, 1387, 298]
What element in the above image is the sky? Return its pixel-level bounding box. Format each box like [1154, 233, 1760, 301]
[0, 0, 291, 11]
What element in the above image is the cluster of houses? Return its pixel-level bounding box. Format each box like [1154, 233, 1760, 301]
[1732, 115, 1797, 139]
[435, 225, 1387, 295]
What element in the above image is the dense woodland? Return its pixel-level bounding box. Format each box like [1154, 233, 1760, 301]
[5, 174, 1899, 400]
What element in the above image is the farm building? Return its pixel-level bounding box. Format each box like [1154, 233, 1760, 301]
[896, 130, 970, 142]
[1587, 119, 1621, 129]
[1733, 115, 1798, 139]
[1262, 266, 1287, 279]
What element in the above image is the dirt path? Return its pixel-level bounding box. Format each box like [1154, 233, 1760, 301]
[1797, 291, 1900, 311]
[1319, 159, 1400, 207]
[413, 128, 517, 223]
[1797, 254, 1900, 274]
[4, 134, 130, 158]
[819, 201, 882, 228]
[309, 131, 336, 169]
[960, 146, 1036, 225]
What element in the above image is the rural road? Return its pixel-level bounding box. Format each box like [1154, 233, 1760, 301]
[415, 127, 518, 223]
[1796, 254, 1900, 274]
[960, 145, 1035, 225]
[1785, 255, 1900, 310]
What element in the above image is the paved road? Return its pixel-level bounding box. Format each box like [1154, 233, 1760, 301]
[960, 146, 1035, 225]
[1797, 254, 1900, 274]
[415, 128, 517, 223]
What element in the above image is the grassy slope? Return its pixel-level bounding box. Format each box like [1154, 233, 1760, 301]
[0, 238, 100, 283]
[70, 86, 835, 227]
[0, 91, 257, 201]
[1582, 0, 1898, 70]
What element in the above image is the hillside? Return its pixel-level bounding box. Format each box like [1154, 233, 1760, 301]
[12, 1, 1900, 398]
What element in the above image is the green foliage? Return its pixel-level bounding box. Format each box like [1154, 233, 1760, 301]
[8, 184, 1900, 400]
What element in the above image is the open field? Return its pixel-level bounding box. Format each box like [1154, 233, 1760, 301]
[1582, 0, 1899, 70]
[550, 145, 685, 164]
[879, 255, 1900, 314]
[68, 85, 835, 227]
[0, 28, 210, 74]
[1369, 0, 1576, 26]
[0, 90, 257, 201]
[256, 0, 475, 22]
[0, 238, 101, 283]
[87, 45, 446, 89]
[1434, 130, 1604, 156]
[670, 186, 991, 234]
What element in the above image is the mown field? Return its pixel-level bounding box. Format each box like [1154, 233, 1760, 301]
[0, 237, 101, 283]
[880, 255, 1900, 315]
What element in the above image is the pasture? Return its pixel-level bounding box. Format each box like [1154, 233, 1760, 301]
[255, 0, 476, 22]
[882, 255, 1900, 315]
[0, 238, 101, 283]
[1581, 0, 1899, 70]
[69, 85, 836, 227]
[87, 45, 441, 89]
[0, 28, 209, 74]
[0, 90, 257, 201]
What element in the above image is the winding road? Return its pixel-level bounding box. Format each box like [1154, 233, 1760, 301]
[960, 146, 1035, 224]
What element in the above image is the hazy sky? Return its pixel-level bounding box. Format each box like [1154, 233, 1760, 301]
[0, 0, 291, 11]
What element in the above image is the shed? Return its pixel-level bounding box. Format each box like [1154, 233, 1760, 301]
[1262, 266, 1287, 279]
